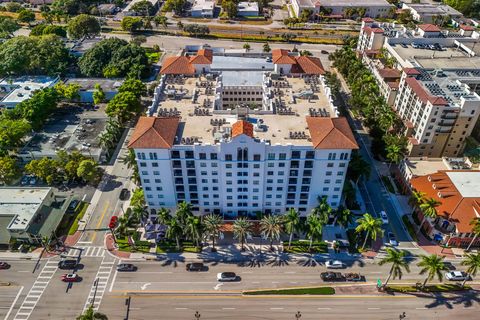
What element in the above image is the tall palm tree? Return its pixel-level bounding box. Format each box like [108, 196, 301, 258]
[283, 208, 301, 249]
[115, 215, 129, 238]
[166, 218, 182, 251]
[76, 306, 108, 320]
[408, 190, 426, 208]
[334, 206, 354, 228]
[355, 213, 383, 250]
[123, 149, 137, 169]
[460, 253, 480, 288]
[378, 248, 410, 287]
[466, 218, 480, 251]
[157, 208, 171, 225]
[386, 143, 403, 166]
[348, 152, 371, 185]
[419, 197, 441, 230]
[203, 214, 223, 252]
[175, 201, 193, 226]
[233, 217, 252, 251]
[417, 254, 447, 289]
[306, 214, 323, 251]
[185, 215, 202, 248]
[260, 215, 283, 251]
[132, 204, 147, 227]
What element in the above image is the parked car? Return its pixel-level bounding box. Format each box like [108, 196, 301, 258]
[444, 262, 456, 271]
[387, 232, 398, 246]
[445, 271, 470, 281]
[345, 273, 363, 282]
[0, 262, 11, 270]
[119, 188, 130, 201]
[61, 273, 81, 282]
[321, 50, 329, 54]
[217, 272, 238, 281]
[58, 260, 78, 269]
[380, 211, 389, 224]
[117, 263, 137, 272]
[320, 272, 344, 282]
[20, 175, 30, 186]
[66, 200, 80, 214]
[325, 260, 346, 269]
[265, 57, 272, 62]
[28, 176, 37, 185]
[186, 263, 205, 272]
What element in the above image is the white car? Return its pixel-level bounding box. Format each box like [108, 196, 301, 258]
[325, 260, 345, 269]
[387, 232, 398, 246]
[445, 271, 469, 281]
[217, 272, 237, 281]
[380, 211, 389, 224]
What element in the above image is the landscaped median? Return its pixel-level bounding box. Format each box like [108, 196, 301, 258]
[387, 284, 471, 293]
[244, 287, 335, 295]
[282, 240, 328, 254]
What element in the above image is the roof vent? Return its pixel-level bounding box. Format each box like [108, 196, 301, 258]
[437, 191, 442, 198]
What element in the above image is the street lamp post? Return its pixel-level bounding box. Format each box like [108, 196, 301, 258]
[91, 278, 99, 308]
[124, 296, 131, 320]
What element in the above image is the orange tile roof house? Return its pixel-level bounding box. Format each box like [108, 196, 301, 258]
[411, 170, 480, 247]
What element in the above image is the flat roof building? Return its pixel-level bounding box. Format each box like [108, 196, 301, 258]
[402, 3, 462, 24]
[290, 0, 393, 20]
[64, 78, 123, 103]
[238, 2, 259, 17]
[0, 76, 60, 109]
[190, 0, 215, 18]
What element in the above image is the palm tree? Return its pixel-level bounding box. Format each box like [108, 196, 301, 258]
[76, 306, 108, 320]
[348, 152, 371, 185]
[203, 214, 223, 252]
[166, 218, 182, 251]
[243, 43, 251, 52]
[175, 201, 193, 226]
[233, 217, 252, 251]
[378, 248, 410, 287]
[417, 254, 447, 289]
[418, 197, 441, 230]
[408, 190, 426, 208]
[460, 253, 480, 287]
[123, 149, 137, 169]
[466, 218, 480, 251]
[283, 208, 301, 249]
[185, 215, 202, 248]
[157, 208, 171, 225]
[260, 215, 283, 251]
[306, 214, 323, 251]
[355, 213, 383, 250]
[132, 204, 148, 227]
[115, 215, 129, 238]
[334, 206, 354, 228]
[314, 196, 332, 224]
[386, 143, 403, 166]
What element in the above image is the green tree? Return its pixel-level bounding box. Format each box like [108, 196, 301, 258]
[299, 9, 312, 22]
[222, 0, 238, 18]
[17, 9, 35, 25]
[93, 84, 106, 104]
[262, 43, 271, 53]
[182, 24, 210, 37]
[0, 16, 19, 38]
[76, 159, 100, 184]
[334, 206, 354, 228]
[153, 15, 168, 28]
[76, 306, 108, 320]
[467, 218, 480, 251]
[25, 157, 62, 185]
[408, 190, 426, 208]
[243, 43, 251, 52]
[233, 217, 252, 251]
[0, 156, 20, 185]
[175, 201, 193, 226]
[130, 188, 146, 208]
[460, 253, 480, 287]
[67, 14, 101, 39]
[118, 78, 147, 98]
[131, 0, 155, 16]
[166, 217, 182, 250]
[105, 91, 142, 123]
[185, 215, 202, 247]
[283, 208, 301, 249]
[0, 118, 31, 153]
[30, 24, 67, 37]
[417, 254, 447, 289]
[260, 215, 283, 251]
[55, 82, 80, 101]
[121, 16, 144, 32]
[5, 2, 22, 13]
[355, 213, 383, 250]
[378, 248, 410, 287]
[347, 151, 371, 184]
[203, 213, 223, 252]
[163, 0, 186, 15]
[157, 208, 172, 225]
[418, 197, 441, 230]
[131, 35, 147, 46]
[306, 214, 323, 251]
[444, 0, 480, 18]
[11, 87, 59, 130]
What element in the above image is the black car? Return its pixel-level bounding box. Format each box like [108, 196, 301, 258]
[444, 262, 456, 271]
[321, 50, 329, 54]
[66, 200, 80, 214]
[58, 259, 78, 269]
[0, 262, 11, 270]
[119, 188, 130, 201]
[345, 273, 364, 282]
[117, 263, 137, 272]
[320, 272, 345, 282]
[186, 263, 205, 271]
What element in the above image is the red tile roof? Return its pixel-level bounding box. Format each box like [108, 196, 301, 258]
[418, 24, 441, 32]
[379, 68, 401, 80]
[160, 56, 195, 75]
[190, 49, 213, 64]
[403, 68, 421, 76]
[272, 49, 296, 64]
[291, 56, 325, 75]
[306, 117, 358, 150]
[405, 77, 448, 106]
[231, 120, 254, 138]
[128, 117, 180, 149]
[363, 26, 384, 35]
[362, 17, 374, 22]
[410, 170, 480, 233]
[460, 24, 475, 31]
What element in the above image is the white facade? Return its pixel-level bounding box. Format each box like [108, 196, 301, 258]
[133, 135, 351, 218]
[190, 0, 215, 18]
[291, 0, 393, 19]
[238, 2, 259, 17]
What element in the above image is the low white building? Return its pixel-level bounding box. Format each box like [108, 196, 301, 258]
[64, 78, 123, 103]
[291, 0, 393, 19]
[190, 0, 215, 18]
[238, 2, 259, 17]
[0, 76, 60, 109]
[401, 3, 462, 24]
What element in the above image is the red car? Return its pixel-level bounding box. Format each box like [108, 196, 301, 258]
[0, 262, 11, 270]
[61, 273, 81, 282]
[109, 216, 118, 229]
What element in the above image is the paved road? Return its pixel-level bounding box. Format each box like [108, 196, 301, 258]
[99, 292, 480, 320]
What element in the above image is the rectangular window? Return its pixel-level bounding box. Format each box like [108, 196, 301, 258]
[152, 162, 159, 167]
[253, 154, 261, 161]
[139, 162, 146, 167]
[210, 153, 218, 160]
[199, 153, 206, 160]
[291, 151, 301, 159]
[225, 154, 233, 161]
[268, 153, 275, 160]
[279, 153, 286, 160]
[155, 179, 161, 183]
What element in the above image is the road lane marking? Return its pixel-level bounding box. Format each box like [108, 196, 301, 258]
[175, 308, 187, 310]
[109, 270, 118, 293]
[270, 308, 284, 310]
[5, 286, 23, 320]
[415, 308, 427, 310]
[369, 272, 382, 274]
[17, 271, 30, 273]
[241, 271, 253, 274]
[222, 308, 236, 310]
[284, 271, 296, 274]
[90, 201, 110, 242]
[252, 282, 260, 284]
[368, 308, 380, 310]
[317, 308, 331, 310]
[290, 282, 298, 284]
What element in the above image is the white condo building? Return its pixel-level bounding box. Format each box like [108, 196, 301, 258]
[130, 48, 358, 219]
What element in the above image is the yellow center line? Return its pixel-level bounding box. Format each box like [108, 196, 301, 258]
[90, 201, 110, 242]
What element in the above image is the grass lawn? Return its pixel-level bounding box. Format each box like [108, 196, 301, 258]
[282, 240, 328, 254]
[56, 201, 89, 236]
[244, 287, 335, 295]
[117, 237, 152, 253]
[381, 175, 395, 193]
[402, 215, 418, 242]
[388, 284, 470, 293]
[156, 240, 201, 254]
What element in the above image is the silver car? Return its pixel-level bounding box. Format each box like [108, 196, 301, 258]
[325, 260, 345, 269]
[217, 272, 237, 281]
